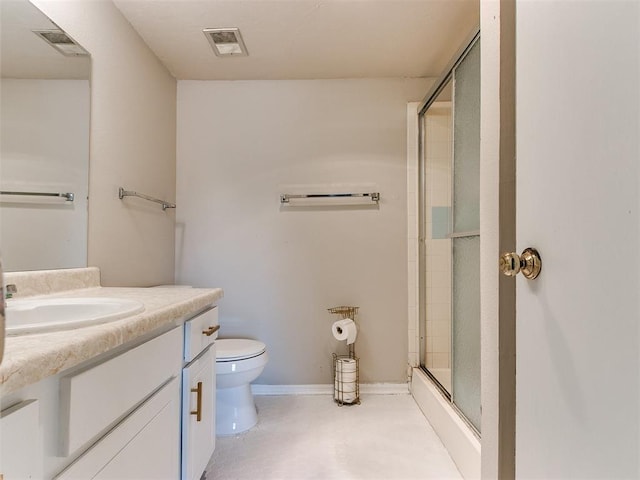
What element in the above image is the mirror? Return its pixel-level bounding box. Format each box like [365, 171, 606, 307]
[1, 0, 91, 272]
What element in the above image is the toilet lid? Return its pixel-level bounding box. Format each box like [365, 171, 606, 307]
[216, 339, 266, 361]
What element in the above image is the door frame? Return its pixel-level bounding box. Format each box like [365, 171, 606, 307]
[479, 1, 516, 478]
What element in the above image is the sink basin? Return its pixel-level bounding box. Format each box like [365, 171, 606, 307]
[5, 297, 145, 335]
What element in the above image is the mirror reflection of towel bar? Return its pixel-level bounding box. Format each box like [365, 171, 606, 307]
[280, 192, 380, 204]
[0, 190, 74, 201]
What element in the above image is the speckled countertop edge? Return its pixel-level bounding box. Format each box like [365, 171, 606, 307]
[0, 285, 223, 395]
[4, 267, 101, 298]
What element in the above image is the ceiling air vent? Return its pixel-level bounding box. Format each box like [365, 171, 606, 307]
[33, 29, 89, 57]
[203, 28, 248, 57]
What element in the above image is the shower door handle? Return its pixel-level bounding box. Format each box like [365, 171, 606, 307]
[499, 248, 542, 280]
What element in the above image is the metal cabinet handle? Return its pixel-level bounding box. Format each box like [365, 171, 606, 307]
[499, 247, 542, 279]
[190, 381, 203, 422]
[202, 325, 220, 337]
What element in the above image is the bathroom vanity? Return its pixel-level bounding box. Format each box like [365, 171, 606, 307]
[0, 268, 222, 480]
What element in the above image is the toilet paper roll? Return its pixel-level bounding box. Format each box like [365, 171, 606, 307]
[334, 383, 357, 402]
[335, 358, 358, 402]
[335, 390, 357, 404]
[335, 372, 357, 382]
[331, 318, 358, 345]
[334, 356, 358, 404]
[335, 383, 356, 394]
[337, 357, 357, 372]
[336, 383, 357, 394]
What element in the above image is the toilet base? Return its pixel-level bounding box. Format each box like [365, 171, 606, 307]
[216, 384, 258, 435]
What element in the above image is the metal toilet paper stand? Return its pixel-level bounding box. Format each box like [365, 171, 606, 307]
[328, 306, 360, 406]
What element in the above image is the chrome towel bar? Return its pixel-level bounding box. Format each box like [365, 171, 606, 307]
[1, 190, 74, 201]
[118, 187, 175, 211]
[280, 192, 380, 204]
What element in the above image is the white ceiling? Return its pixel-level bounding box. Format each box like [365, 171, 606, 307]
[113, 0, 479, 80]
[1, 0, 90, 79]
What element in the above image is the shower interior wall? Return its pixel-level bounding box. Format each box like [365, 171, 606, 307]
[423, 103, 453, 378]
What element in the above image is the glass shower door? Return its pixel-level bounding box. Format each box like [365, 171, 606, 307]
[419, 36, 480, 433]
[451, 39, 481, 432]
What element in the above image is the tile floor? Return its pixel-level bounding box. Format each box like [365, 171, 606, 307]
[205, 394, 462, 480]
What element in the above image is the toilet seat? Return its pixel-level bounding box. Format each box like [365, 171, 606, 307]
[216, 339, 266, 362]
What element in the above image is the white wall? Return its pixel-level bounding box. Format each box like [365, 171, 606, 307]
[177, 78, 431, 384]
[32, 0, 177, 286]
[1, 79, 89, 271]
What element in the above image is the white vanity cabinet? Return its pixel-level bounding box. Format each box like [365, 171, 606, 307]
[0, 300, 220, 480]
[181, 306, 218, 480]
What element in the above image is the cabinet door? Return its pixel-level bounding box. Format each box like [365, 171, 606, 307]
[0, 400, 42, 480]
[182, 345, 215, 480]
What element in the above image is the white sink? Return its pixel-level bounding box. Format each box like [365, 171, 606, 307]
[5, 297, 145, 335]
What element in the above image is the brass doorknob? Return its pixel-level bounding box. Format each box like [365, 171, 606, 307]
[499, 248, 542, 280]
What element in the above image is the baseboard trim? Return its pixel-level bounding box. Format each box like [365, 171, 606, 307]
[251, 384, 331, 396]
[251, 383, 409, 396]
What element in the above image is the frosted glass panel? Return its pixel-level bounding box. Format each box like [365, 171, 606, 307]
[453, 40, 480, 233]
[452, 235, 481, 431]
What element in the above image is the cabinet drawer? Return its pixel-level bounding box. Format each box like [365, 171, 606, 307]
[184, 306, 218, 362]
[60, 327, 182, 455]
[56, 376, 180, 480]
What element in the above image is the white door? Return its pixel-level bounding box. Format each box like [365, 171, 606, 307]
[515, 2, 639, 478]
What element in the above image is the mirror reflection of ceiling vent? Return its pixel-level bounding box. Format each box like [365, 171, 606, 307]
[32, 29, 89, 57]
[203, 28, 248, 57]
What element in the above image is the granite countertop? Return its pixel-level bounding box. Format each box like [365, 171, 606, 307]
[0, 285, 223, 395]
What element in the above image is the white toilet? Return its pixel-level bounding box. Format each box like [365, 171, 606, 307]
[215, 339, 268, 435]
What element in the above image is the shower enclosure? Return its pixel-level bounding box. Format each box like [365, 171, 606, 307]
[418, 32, 480, 433]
